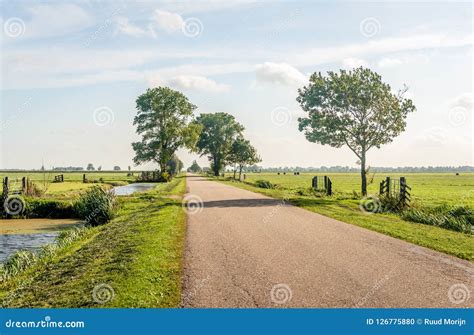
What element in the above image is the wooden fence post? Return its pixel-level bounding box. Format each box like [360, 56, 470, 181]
[2, 177, 9, 205]
[22, 177, 27, 194]
[385, 177, 391, 195]
[327, 178, 332, 196]
[312, 176, 318, 189]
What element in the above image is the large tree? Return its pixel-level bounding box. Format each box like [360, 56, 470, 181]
[297, 67, 415, 195]
[194, 113, 244, 176]
[166, 154, 183, 176]
[132, 87, 201, 174]
[228, 136, 261, 180]
[187, 160, 202, 173]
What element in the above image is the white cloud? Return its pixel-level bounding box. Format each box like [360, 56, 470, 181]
[147, 74, 230, 92]
[377, 54, 430, 68]
[377, 57, 404, 67]
[341, 57, 369, 69]
[448, 93, 473, 111]
[159, 0, 257, 14]
[152, 10, 184, 33]
[115, 16, 150, 37]
[255, 62, 307, 86]
[290, 33, 473, 67]
[415, 127, 448, 147]
[12, 4, 94, 40]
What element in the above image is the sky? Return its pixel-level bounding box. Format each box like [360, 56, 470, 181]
[0, 0, 472, 170]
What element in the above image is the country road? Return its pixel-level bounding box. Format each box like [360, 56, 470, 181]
[181, 175, 473, 308]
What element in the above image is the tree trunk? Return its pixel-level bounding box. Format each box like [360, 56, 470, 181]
[213, 156, 219, 176]
[238, 165, 243, 180]
[159, 160, 166, 175]
[360, 151, 367, 196]
[233, 166, 236, 180]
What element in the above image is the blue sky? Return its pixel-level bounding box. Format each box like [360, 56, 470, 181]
[0, 0, 472, 170]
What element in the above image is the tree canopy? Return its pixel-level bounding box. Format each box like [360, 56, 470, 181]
[187, 160, 202, 173]
[228, 136, 261, 180]
[166, 154, 183, 176]
[132, 87, 201, 175]
[194, 112, 244, 176]
[297, 67, 415, 195]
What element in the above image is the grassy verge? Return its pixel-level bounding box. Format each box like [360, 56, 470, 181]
[0, 176, 187, 307]
[213, 177, 473, 261]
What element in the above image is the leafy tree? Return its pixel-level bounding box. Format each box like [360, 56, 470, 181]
[187, 160, 202, 173]
[297, 67, 415, 195]
[86, 163, 95, 171]
[194, 113, 244, 176]
[228, 136, 261, 180]
[166, 154, 183, 176]
[97, 166, 102, 171]
[132, 87, 201, 175]
[113, 166, 121, 171]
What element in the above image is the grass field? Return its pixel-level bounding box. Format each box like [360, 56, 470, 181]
[0, 171, 137, 183]
[0, 171, 137, 199]
[235, 172, 474, 207]
[0, 177, 187, 307]
[215, 173, 474, 260]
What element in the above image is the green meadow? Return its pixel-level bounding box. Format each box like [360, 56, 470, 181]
[235, 172, 474, 207]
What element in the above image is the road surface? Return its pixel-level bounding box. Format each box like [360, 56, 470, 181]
[182, 175, 473, 307]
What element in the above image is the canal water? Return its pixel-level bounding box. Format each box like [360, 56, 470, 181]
[0, 219, 82, 263]
[111, 183, 157, 196]
[0, 184, 157, 263]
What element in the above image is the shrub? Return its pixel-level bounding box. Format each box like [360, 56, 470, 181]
[401, 205, 473, 234]
[254, 180, 275, 189]
[0, 250, 37, 280]
[378, 194, 404, 212]
[74, 186, 117, 226]
[25, 199, 75, 218]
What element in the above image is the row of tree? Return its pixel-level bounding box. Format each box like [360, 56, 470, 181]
[131, 87, 260, 180]
[132, 67, 415, 195]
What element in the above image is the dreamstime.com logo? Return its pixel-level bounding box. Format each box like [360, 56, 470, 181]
[3, 195, 26, 215]
[359, 195, 382, 214]
[448, 106, 468, 127]
[5, 316, 85, 329]
[448, 283, 470, 304]
[270, 283, 292, 304]
[92, 283, 115, 304]
[359, 17, 381, 38]
[182, 17, 203, 37]
[3, 17, 26, 38]
[271, 106, 292, 127]
[182, 194, 204, 215]
[93, 106, 115, 127]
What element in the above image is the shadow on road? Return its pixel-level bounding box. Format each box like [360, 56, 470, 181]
[202, 198, 285, 208]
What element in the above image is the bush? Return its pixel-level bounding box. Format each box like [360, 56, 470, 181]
[73, 186, 117, 226]
[25, 199, 75, 218]
[401, 205, 473, 234]
[0, 250, 37, 280]
[254, 180, 275, 189]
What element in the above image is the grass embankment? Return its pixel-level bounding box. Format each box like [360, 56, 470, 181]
[213, 177, 473, 261]
[0, 177, 187, 307]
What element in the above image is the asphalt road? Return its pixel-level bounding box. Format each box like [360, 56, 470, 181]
[182, 175, 473, 308]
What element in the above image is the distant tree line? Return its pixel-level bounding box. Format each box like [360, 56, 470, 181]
[53, 166, 84, 171]
[239, 166, 474, 173]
